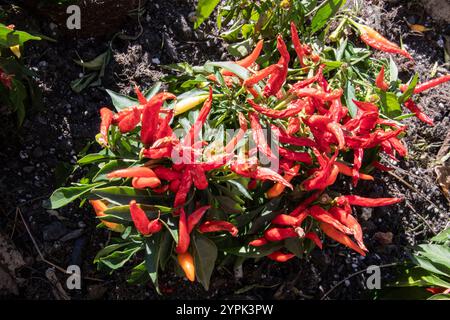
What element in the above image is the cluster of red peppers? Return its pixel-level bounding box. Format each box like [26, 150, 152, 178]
[91, 20, 450, 279]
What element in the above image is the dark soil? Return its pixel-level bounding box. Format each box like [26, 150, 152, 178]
[0, 0, 448, 300]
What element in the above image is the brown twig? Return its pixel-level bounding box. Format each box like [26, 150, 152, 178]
[16, 207, 104, 283]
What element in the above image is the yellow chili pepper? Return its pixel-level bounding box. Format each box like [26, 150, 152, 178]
[173, 95, 209, 116]
[10, 45, 21, 58]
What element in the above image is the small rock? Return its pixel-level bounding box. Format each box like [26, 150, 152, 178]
[373, 232, 394, 245]
[87, 284, 108, 300]
[59, 229, 84, 242]
[32, 147, 43, 158]
[23, 166, 34, 173]
[360, 207, 373, 221]
[152, 57, 161, 64]
[43, 221, 68, 241]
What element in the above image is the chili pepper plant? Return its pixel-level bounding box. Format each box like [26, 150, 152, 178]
[49, 9, 450, 292]
[0, 21, 41, 125]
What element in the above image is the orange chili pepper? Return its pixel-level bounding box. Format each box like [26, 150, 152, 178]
[222, 39, 264, 76]
[89, 200, 125, 232]
[249, 237, 268, 247]
[177, 252, 195, 282]
[266, 164, 300, 199]
[267, 251, 295, 262]
[99, 107, 114, 146]
[356, 23, 413, 60]
[335, 162, 374, 181]
[320, 222, 366, 256]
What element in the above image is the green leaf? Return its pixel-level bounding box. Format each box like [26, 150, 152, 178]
[224, 242, 282, 258]
[94, 242, 132, 263]
[227, 180, 253, 200]
[428, 293, 450, 300]
[92, 160, 127, 182]
[414, 244, 450, 276]
[379, 91, 402, 118]
[48, 182, 105, 209]
[105, 89, 138, 111]
[144, 234, 163, 294]
[70, 73, 97, 93]
[9, 79, 27, 126]
[310, 0, 347, 34]
[98, 245, 142, 270]
[74, 51, 110, 71]
[144, 82, 162, 100]
[345, 80, 357, 118]
[392, 267, 450, 289]
[77, 153, 110, 165]
[389, 56, 398, 83]
[431, 227, 450, 244]
[192, 233, 218, 290]
[194, 0, 221, 29]
[206, 61, 250, 80]
[92, 186, 164, 205]
[0, 24, 41, 47]
[399, 73, 418, 104]
[127, 261, 149, 285]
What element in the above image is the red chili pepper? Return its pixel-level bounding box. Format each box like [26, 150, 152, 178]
[290, 192, 321, 217]
[320, 222, 366, 256]
[183, 87, 213, 149]
[388, 136, 408, 157]
[129, 200, 162, 236]
[99, 107, 114, 146]
[264, 35, 290, 97]
[222, 39, 264, 76]
[153, 166, 181, 181]
[273, 124, 317, 148]
[329, 207, 367, 252]
[336, 195, 403, 207]
[271, 214, 301, 227]
[134, 85, 148, 105]
[356, 23, 413, 60]
[249, 237, 268, 247]
[290, 21, 306, 67]
[375, 66, 389, 91]
[302, 150, 338, 190]
[107, 166, 157, 179]
[248, 98, 310, 119]
[309, 205, 352, 234]
[225, 112, 247, 154]
[404, 99, 434, 126]
[169, 179, 181, 193]
[154, 110, 175, 141]
[352, 148, 364, 186]
[118, 107, 141, 133]
[305, 232, 323, 249]
[243, 64, 283, 89]
[289, 65, 326, 92]
[265, 227, 298, 242]
[400, 74, 450, 93]
[0, 68, 13, 89]
[173, 169, 193, 214]
[267, 251, 295, 262]
[248, 111, 276, 161]
[336, 162, 373, 181]
[278, 147, 312, 164]
[287, 116, 301, 135]
[291, 87, 343, 101]
[198, 220, 238, 236]
[190, 165, 209, 190]
[187, 205, 211, 234]
[175, 208, 190, 254]
[141, 92, 176, 145]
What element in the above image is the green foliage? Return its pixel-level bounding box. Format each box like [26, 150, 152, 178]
[378, 227, 450, 300]
[0, 22, 42, 125]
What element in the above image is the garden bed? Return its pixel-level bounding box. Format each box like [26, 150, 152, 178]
[0, 0, 448, 299]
